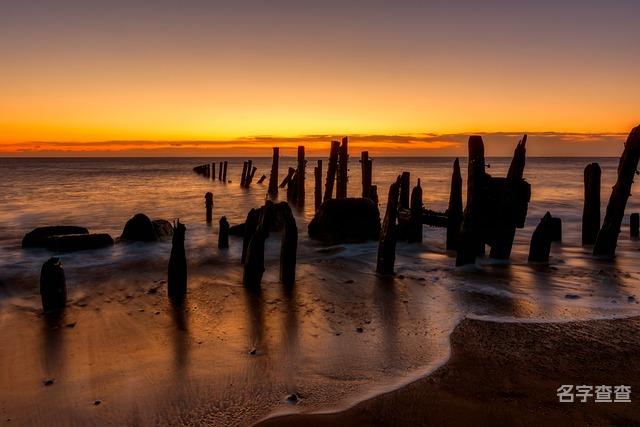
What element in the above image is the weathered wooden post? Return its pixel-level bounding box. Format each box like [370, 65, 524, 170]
[446, 158, 463, 251]
[456, 136, 488, 266]
[280, 167, 296, 188]
[241, 208, 260, 264]
[594, 125, 640, 257]
[211, 162, 216, 181]
[241, 161, 248, 187]
[582, 163, 601, 245]
[219, 162, 223, 180]
[408, 179, 423, 243]
[223, 161, 228, 182]
[246, 165, 257, 187]
[205, 192, 213, 224]
[218, 216, 229, 249]
[314, 160, 322, 211]
[168, 220, 187, 300]
[296, 146, 306, 207]
[243, 204, 273, 289]
[376, 176, 402, 275]
[268, 147, 279, 196]
[324, 140, 340, 202]
[280, 203, 297, 287]
[287, 172, 298, 202]
[399, 172, 410, 209]
[360, 151, 373, 199]
[336, 137, 349, 199]
[257, 174, 267, 184]
[549, 217, 562, 242]
[369, 185, 379, 205]
[631, 213, 639, 239]
[528, 212, 554, 264]
[40, 257, 67, 312]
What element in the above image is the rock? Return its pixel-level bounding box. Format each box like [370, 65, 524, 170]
[249, 348, 257, 355]
[22, 226, 89, 248]
[45, 233, 114, 252]
[121, 214, 173, 242]
[565, 294, 580, 300]
[286, 393, 299, 403]
[356, 327, 364, 333]
[94, 400, 101, 406]
[344, 279, 354, 284]
[43, 378, 55, 386]
[308, 198, 381, 244]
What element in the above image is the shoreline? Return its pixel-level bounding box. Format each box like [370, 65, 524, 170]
[258, 315, 640, 426]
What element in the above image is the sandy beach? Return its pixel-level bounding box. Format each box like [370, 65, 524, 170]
[260, 316, 640, 426]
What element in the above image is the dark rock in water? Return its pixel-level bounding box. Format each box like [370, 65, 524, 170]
[286, 393, 299, 403]
[45, 233, 114, 252]
[308, 198, 381, 244]
[565, 294, 580, 300]
[22, 226, 89, 248]
[121, 213, 173, 242]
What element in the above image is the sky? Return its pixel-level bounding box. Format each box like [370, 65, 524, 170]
[1, 0, 638, 156]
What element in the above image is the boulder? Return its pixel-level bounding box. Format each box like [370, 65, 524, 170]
[152, 219, 174, 241]
[121, 213, 174, 242]
[308, 198, 381, 244]
[22, 226, 89, 248]
[46, 233, 114, 252]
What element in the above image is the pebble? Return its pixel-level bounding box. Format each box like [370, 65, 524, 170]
[43, 378, 54, 386]
[564, 294, 580, 300]
[94, 400, 101, 406]
[356, 327, 364, 333]
[286, 393, 299, 403]
[344, 279, 354, 284]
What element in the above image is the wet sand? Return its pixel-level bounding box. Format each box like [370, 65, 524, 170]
[260, 316, 640, 426]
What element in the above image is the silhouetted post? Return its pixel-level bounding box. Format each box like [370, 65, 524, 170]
[582, 163, 601, 245]
[246, 165, 257, 187]
[287, 171, 298, 202]
[223, 161, 228, 182]
[377, 176, 401, 275]
[528, 213, 554, 264]
[296, 146, 306, 207]
[447, 158, 463, 251]
[324, 140, 340, 201]
[408, 179, 423, 243]
[314, 160, 322, 211]
[360, 151, 373, 199]
[280, 167, 296, 188]
[205, 192, 213, 224]
[168, 220, 187, 300]
[257, 174, 267, 184]
[211, 162, 216, 181]
[369, 185, 379, 205]
[280, 203, 297, 287]
[243, 204, 273, 289]
[399, 172, 410, 209]
[336, 137, 349, 199]
[218, 216, 229, 249]
[549, 217, 562, 242]
[242, 208, 260, 264]
[631, 213, 639, 239]
[241, 161, 248, 187]
[594, 125, 640, 257]
[268, 147, 279, 196]
[219, 162, 223, 180]
[456, 136, 488, 266]
[40, 257, 66, 312]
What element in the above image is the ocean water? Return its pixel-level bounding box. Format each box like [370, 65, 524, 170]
[1, 156, 640, 426]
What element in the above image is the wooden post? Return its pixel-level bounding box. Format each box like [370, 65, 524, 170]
[218, 161, 223, 180]
[241, 208, 260, 264]
[446, 158, 463, 251]
[223, 161, 228, 182]
[361, 151, 372, 199]
[168, 220, 187, 300]
[257, 174, 267, 184]
[314, 160, 322, 211]
[218, 216, 229, 249]
[376, 176, 401, 275]
[368, 185, 379, 205]
[211, 162, 216, 181]
[287, 172, 298, 202]
[280, 203, 297, 287]
[40, 257, 66, 312]
[631, 213, 639, 239]
[456, 136, 488, 266]
[296, 146, 305, 207]
[399, 172, 410, 209]
[205, 192, 213, 224]
[549, 217, 562, 242]
[246, 165, 257, 187]
[528, 213, 553, 264]
[324, 140, 340, 202]
[594, 126, 640, 257]
[408, 179, 423, 243]
[243, 204, 273, 289]
[279, 167, 296, 188]
[336, 137, 349, 199]
[582, 163, 601, 245]
[268, 147, 279, 196]
[241, 161, 248, 187]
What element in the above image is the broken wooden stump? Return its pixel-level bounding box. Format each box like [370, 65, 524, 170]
[376, 176, 401, 275]
[309, 198, 381, 244]
[528, 212, 554, 264]
[408, 179, 423, 243]
[168, 220, 187, 301]
[336, 137, 349, 199]
[241, 208, 260, 264]
[241, 161, 248, 187]
[446, 158, 463, 251]
[279, 167, 296, 188]
[219, 216, 229, 249]
[287, 170, 298, 202]
[218, 162, 223, 180]
[549, 217, 562, 242]
[268, 147, 279, 196]
[314, 160, 322, 211]
[211, 162, 216, 181]
[582, 163, 601, 245]
[399, 172, 411, 210]
[40, 257, 67, 313]
[223, 161, 228, 182]
[368, 185, 379, 205]
[324, 140, 340, 202]
[257, 174, 267, 184]
[205, 192, 213, 224]
[631, 213, 639, 239]
[296, 146, 306, 207]
[360, 151, 373, 199]
[594, 125, 640, 257]
[280, 203, 297, 287]
[243, 203, 273, 289]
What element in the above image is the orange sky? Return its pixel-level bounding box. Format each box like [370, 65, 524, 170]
[1, 1, 638, 156]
